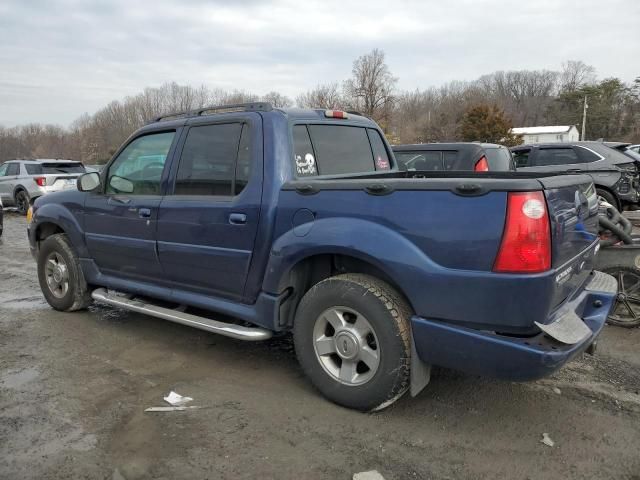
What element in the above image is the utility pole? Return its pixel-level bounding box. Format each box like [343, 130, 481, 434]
[581, 95, 588, 140]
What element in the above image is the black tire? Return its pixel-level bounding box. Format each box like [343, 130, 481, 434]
[597, 189, 619, 211]
[293, 273, 412, 411]
[14, 189, 29, 215]
[37, 233, 92, 312]
[602, 266, 640, 328]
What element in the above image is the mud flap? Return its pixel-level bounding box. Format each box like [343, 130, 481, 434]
[410, 331, 431, 397]
[534, 310, 591, 345]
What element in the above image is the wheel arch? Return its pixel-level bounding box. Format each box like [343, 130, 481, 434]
[274, 252, 414, 329]
[594, 184, 620, 209]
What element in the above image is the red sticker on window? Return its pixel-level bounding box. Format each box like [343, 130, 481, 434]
[376, 156, 390, 170]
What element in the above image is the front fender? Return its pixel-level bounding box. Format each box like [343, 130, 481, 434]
[31, 197, 87, 257]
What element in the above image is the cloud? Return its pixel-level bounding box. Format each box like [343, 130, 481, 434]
[0, 0, 638, 126]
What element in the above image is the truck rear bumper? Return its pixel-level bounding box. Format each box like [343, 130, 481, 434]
[411, 271, 617, 381]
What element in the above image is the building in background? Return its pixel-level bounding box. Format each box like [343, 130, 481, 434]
[510, 125, 579, 144]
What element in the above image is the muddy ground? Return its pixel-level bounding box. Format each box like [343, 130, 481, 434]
[1, 212, 639, 480]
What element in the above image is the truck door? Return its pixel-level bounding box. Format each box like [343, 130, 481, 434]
[84, 130, 178, 282]
[157, 115, 263, 301]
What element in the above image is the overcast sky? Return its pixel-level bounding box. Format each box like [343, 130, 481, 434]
[0, 0, 638, 127]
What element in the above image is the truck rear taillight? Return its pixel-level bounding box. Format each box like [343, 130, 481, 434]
[493, 191, 551, 273]
[324, 110, 349, 119]
[474, 156, 489, 172]
[34, 177, 46, 187]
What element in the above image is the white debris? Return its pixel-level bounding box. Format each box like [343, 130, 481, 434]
[145, 406, 200, 412]
[353, 471, 386, 480]
[552, 387, 562, 395]
[541, 433, 555, 447]
[164, 391, 193, 406]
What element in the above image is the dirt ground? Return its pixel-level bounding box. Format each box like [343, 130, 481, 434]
[1, 212, 639, 480]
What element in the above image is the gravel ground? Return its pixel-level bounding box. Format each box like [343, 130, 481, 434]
[1, 212, 639, 480]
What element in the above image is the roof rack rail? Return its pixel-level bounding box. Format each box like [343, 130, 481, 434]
[153, 102, 273, 123]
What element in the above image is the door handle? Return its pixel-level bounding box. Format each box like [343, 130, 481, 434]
[229, 213, 247, 225]
[110, 195, 131, 205]
[138, 208, 152, 218]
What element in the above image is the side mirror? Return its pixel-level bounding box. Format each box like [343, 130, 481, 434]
[108, 175, 134, 194]
[77, 172, 101, 192]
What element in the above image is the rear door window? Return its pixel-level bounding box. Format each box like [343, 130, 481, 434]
[535, 148, 580, 166]
[306, 125, 375, 175]
[174, 123, 243, 196]
[25, 164, 42, 175]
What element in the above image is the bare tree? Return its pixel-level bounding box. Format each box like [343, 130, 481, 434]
[261, 91, 292, 108]
[560, 60, 596, 92]
[295, 83, 343, 109]
[343, 49, 397, 126]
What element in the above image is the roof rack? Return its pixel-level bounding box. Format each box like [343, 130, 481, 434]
[153, 102, 273, 123]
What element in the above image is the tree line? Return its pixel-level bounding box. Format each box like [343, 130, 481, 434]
[1, 50, 639, 164]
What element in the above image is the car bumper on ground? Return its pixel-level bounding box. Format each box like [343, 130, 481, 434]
[411, 271, 617, 381]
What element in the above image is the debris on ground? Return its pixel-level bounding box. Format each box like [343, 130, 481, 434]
[353, 471, 386, 480]
[164, 391, 193, 406]
[144, 391, 199, 412]
[144, 406, 201, 412]
[541, 433, 555, 447]
[552, 387, 562, 395]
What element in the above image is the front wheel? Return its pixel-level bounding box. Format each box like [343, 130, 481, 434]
[37, 233, 92, 311]
[293, 274, 412, 411]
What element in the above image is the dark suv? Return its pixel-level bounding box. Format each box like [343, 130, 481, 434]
[512, 142, 640, 209]
[393, 143, 515, 172]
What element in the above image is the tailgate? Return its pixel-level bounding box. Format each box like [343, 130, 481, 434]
[539, 174, 599, 307]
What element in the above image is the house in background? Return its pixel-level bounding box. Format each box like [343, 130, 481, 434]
[510, 125, 580, 144]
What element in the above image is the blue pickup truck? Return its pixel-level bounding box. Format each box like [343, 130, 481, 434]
[28, 103, 617, 411]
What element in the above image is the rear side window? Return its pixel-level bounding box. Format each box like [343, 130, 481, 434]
[535, 148, 580, 166]
[367, 129, 391, 170]
[293, 125, 317, 177]
[575, 146, 602, 163]
[6, 163, 20, 176]
[484, 148, 514, 171]
[174, 123, 247, 196]
[26, 164, 42, 175]
[41, 163, 85, 174]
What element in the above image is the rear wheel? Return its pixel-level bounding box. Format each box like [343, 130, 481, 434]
[603, 266, 640, 328]
[293, 274, 412, 411]
[15, 190, 29, 215]
[37, 233, 92, 311]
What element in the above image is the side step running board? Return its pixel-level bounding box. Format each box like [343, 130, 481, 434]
[91, 288, 272, 341]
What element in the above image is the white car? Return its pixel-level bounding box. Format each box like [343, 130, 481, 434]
[0, 159, 86, 214]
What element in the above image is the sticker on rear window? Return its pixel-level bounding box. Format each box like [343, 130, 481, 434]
[296, 153, 316, 175]
[376, 156, 390, 170]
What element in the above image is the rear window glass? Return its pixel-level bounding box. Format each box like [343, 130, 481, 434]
[40, 163, 85, 174]
[484, 148, 514, 171]
[293, 125, 317, 177]
[443, 151, 463, 170]
[306, 125, 375, 176]
[513, 149, 532, 168]
[394, 151, 443, 171]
